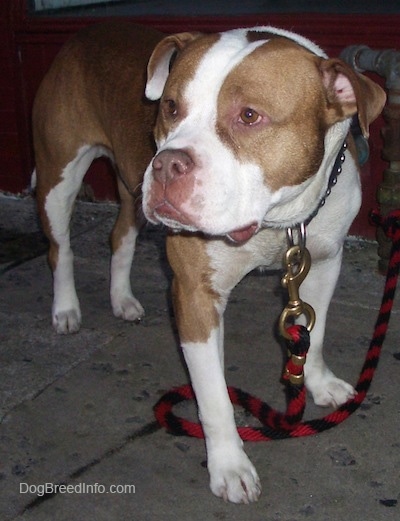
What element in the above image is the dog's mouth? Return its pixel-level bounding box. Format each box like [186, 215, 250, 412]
[153, 201, 191, 227]
[226, 223, 259, 243]
[152, 201, 258, 243]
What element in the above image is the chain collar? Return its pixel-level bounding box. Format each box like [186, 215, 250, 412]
[304, 140, 347, 226]
[286, 140, 348, 248]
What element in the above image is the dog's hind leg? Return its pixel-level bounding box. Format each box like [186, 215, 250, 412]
[110, 177, 144, 322]
[36, 145, 105, 334]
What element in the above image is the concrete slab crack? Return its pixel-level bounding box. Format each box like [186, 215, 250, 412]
[18, 420, 160, 516]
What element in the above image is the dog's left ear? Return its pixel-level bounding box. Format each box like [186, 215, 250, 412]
[320, 58, 386, 137]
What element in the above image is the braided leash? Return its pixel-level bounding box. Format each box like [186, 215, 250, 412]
[154, 209, 400, 441]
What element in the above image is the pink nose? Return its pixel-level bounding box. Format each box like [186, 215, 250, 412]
[152, 149, 194, 184]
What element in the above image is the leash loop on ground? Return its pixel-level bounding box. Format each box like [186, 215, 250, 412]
[154, 209, 400, 441]
[153, 324, 311, 439]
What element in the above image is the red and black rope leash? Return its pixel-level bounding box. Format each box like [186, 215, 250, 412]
[154, 209, 400, 441]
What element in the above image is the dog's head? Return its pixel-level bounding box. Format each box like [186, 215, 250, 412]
[142, 27, 386, 241]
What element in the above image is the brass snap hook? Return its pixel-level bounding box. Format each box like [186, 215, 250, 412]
[279, 243, 316, 339]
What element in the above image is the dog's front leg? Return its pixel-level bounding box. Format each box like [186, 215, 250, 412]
[182, 333, 261, 503]
[167, 234, 261, 503]
[300, 249, 357, 408]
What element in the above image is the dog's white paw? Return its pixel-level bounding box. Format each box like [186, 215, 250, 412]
[306, 367, 356, 408]
[53, 308, 81, 334]
[112, 295, 144, 322]
[208, 448, 261, 503]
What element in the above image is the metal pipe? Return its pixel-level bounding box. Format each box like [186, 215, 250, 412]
[341, 45, 400, 272]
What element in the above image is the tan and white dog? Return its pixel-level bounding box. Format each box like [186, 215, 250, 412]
[33, 22, 386, 504]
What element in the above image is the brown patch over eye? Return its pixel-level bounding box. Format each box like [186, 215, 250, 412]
[239, 107, 260, 125]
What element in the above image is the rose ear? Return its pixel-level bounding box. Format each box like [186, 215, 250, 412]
[320, 58, 386, 137]
[145, 32, 201, 101]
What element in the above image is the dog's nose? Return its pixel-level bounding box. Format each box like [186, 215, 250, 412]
[152, 149, 194, 183]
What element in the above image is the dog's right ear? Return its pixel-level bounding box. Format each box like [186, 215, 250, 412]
[146, 32, 201, 101]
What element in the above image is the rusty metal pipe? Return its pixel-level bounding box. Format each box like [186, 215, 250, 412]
[341, 45, 400, 272]
[341, 45, 400, 90]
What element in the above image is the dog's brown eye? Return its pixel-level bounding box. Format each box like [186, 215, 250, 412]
[239, 108, 260, 125]
[165, 99, 177, 117]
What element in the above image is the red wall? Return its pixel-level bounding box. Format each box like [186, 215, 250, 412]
[2, 0, 400, 237]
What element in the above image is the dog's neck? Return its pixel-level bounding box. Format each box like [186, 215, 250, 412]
[303, 140, 348, 227]
[262, 119, 351, 230]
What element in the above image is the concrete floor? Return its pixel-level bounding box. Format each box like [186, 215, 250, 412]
[0, 194, 399, 520]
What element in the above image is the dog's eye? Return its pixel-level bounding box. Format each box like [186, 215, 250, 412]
[164, 99, 178, 117]
[239, 108, 261, 125]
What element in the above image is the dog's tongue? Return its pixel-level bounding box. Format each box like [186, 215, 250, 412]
[227, 223, 258, 243]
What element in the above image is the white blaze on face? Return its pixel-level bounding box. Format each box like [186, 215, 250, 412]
[150, 31, 276, 236]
